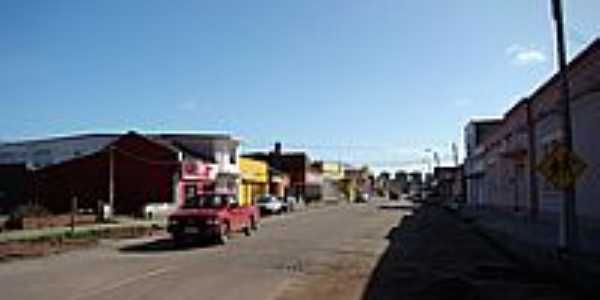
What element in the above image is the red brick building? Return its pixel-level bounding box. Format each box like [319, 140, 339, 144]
[464, 38, 600, 235]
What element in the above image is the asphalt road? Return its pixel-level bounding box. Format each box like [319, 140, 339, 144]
[0, 199, 405, 300]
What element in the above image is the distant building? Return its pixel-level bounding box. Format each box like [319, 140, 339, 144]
[375, 172, 391, 197]
[388, 170, 408, 198]
[311, 161, 344, 200]
[312, 161, 345, 181]
[343, 166, 372, 201]
[407, 171, 423, 195]
[433, 166, 464, 200]
[243, 142, 318, 201]
[239, 158, 269, 206]
[424, 172, 435, 189]
[464, 119, 503, 207]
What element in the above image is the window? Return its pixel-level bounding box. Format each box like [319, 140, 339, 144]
[184, 185, 197, 201]
[183, 194, 227, 209]
[230, 148, 237, 164]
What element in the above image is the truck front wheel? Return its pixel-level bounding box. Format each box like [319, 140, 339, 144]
[172, 233, 186, 247]
[243, 223, 252, 236]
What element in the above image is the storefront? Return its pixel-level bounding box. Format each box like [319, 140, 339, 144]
[177, 160, 217, 206]
[239, 158, 268, 206]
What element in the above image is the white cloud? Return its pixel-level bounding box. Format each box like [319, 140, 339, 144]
[506, 44, 547, 66]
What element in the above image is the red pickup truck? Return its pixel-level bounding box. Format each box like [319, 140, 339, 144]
[167, 192, 260, 244]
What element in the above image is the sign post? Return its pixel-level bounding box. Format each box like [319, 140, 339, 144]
[537, 143, 587, 253]
[550, 0, 579, 253]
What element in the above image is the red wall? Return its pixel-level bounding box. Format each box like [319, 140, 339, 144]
[35, 133, 179, 215]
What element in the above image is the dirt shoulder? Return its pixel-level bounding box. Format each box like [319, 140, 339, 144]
[0, 224, 159, 263]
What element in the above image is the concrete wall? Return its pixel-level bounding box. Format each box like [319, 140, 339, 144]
[572, 92, 600, 223]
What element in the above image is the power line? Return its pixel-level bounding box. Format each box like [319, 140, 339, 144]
[110, 147, 180, 166]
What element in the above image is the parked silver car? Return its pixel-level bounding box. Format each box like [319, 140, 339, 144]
[256, 195, 284, 214]
[280, 196, 299, 212]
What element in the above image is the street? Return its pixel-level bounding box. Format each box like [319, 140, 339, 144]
[0, 199, 404, 300]
[2, 2, 599, 299]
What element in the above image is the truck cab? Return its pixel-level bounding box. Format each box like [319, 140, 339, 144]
[167, 192, 259, 244]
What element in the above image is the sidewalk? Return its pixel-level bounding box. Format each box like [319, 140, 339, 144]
[461, 206, 600, 254]
[362, 204, 576, 300]
[460, 206, 600, 293]
[0, 217, 162, 243]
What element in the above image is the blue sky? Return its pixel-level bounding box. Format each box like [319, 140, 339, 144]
[1, 0, 599, 172]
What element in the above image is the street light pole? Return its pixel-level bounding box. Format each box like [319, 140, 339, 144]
[551, 0, 578, 253]
[108, 145, 115, 218]
[424, 148, 432, 174]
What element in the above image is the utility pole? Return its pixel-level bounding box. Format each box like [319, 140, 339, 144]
[551, 0, 578, 253]
[451, 142, 459, 167]
[108, 145, 115, 219]
[424, 148, 432, 174]
[70, 196, 78, 234]
[433, 152, 441, 168]
[526, 98, 540, 219]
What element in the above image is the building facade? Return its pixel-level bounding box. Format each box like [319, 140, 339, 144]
[312, 161, 344, 201]
[464, 119, 503, 207]
[243, 142, 316, 201]
[0, 131, 240, 215]
[239, 158, 269, 207]
[463, 39, 600, 240]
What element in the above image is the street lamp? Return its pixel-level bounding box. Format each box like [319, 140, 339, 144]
[424, 149, 433, 174]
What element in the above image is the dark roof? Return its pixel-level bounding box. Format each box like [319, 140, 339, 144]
[149, 133, 237, 142]
[468, 118, 502, 126]
[149, 133, 239, 161]
[243, 151, 309, 160]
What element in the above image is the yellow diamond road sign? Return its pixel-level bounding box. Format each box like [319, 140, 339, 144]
[537, 144, 587, 190]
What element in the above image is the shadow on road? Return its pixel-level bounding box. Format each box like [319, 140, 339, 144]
[360, 204, 575, 300]
[377, 204, 415, 211]
[119, 237, 217, 253]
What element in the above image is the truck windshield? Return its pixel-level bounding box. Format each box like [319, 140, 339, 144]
[183, 194, 227, 208]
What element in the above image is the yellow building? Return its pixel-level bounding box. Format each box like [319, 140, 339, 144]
[239, 158, 269, 206]
[314, 161, 345, 180]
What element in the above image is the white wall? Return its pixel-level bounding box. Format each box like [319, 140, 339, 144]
[212, 140, 239, 175]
